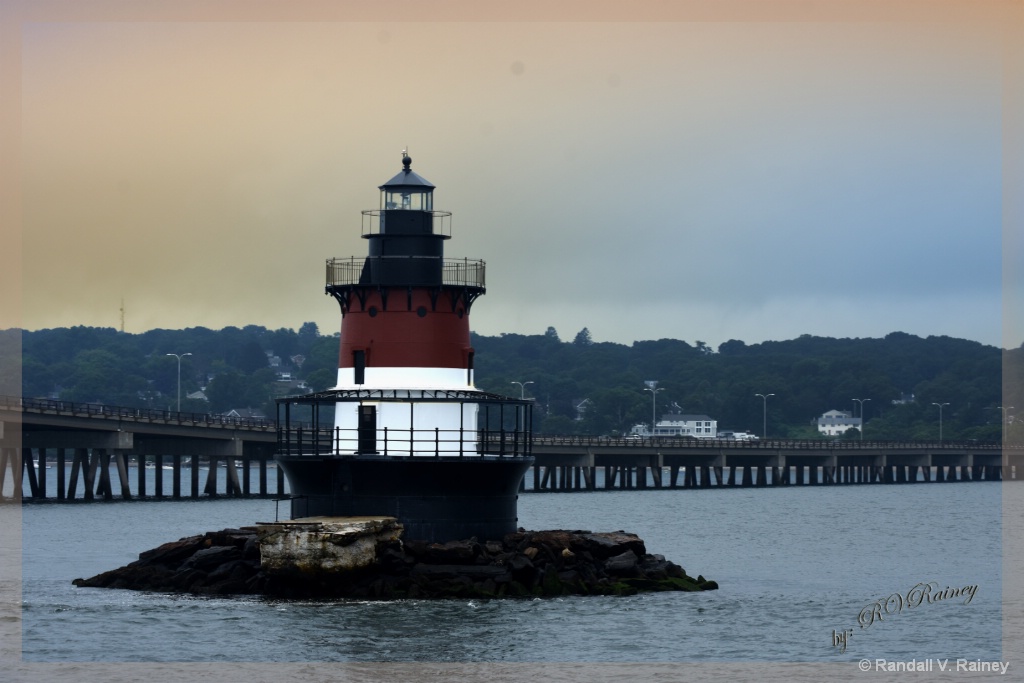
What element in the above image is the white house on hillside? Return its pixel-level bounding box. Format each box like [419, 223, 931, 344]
[817, 409, 861, 436]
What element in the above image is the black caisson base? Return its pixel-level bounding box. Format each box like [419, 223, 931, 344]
[276, 455, 533, 542]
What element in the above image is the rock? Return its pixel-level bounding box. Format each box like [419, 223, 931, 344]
[135, 535, 206, 568]
[184, 546, 242, 572]
[577, 532, 647, 559]
[411, 564, 507, 579]
[419, 539, 480, 565]
[604, 549, 641, 577]
[507, 554, 537, 583]
[72, 523, 717, 600]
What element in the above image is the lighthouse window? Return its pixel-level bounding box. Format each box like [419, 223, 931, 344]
[383, 189, 432, 212]
[417, 306, 428, 318]
[457, 308, 464, 319]
[368, 306, 378, 317]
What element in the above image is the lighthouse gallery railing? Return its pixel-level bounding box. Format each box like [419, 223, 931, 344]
[277, 388, 532, 459]
[326, 257, 485, 289]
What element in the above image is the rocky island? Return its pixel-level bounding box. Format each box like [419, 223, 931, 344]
[73, 517, 718, 599]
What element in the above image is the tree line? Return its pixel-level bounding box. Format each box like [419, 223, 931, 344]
[3, 324, 1021, 442]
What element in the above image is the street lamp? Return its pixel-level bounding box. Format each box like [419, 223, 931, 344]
[644, 381, 664, 436]
[932, 402, 950, 444]
[755, 393, 774, 440]
[510, 381, 534, 400]
[166, 352, 192, 412]
[852, 398, 871, 441]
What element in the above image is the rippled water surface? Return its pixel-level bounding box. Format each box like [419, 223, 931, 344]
[18, 480, 1012, 666]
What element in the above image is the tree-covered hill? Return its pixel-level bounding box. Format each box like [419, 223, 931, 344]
[9, 323, 338, 416]
[472, 329, 1011, 441]
[3, 325, 1018, 441]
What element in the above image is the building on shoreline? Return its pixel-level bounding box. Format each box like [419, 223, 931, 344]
[816, 409, 862, 436]
[631, 413, 718, 439]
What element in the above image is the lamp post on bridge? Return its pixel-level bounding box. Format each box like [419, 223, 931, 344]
[510, 381, 534, 400]
[644, 381, 664, 437]
[166, 352, 192, 413]
[755, 393, 774, 441]
[932, 402, 950, 444]
[852, 398, 871, 441]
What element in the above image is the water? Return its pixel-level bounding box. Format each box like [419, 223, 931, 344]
[9, 481, 1022, 681]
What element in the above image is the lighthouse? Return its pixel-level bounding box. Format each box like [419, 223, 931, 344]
[275, 153, 534, 542]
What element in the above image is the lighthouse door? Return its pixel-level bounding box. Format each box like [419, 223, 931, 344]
[357, 405, 378, 454]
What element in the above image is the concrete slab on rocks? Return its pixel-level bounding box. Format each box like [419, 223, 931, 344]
[256, 516, 403, 576]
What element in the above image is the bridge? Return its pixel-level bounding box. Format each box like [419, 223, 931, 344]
[2, 395, 1021, 501]
[527, 435, 1023, 491]
[1, 395, 280, 501]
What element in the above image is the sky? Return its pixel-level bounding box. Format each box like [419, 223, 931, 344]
[3, 0, 1022, 351]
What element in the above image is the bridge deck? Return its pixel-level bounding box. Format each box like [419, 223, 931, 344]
[2, 396, 1021, 500]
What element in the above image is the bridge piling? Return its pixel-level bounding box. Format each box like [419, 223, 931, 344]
[56, 448, 66, 499]
[152, 455, 162, 497]
[83, 450, 99, 499]
[14, 448, 23, 498]
[115, 452, 131, 499]
[171, 455, 180, 498]
[226, 458, 242, 496]
[98, 450, 113, 500]
[138, 455, 147, 498]
[37, 448, 48, 496]
[29, 448, 43, 497]
[190, 457, 200, 498]
[24, 448, 40, 498]
[204, 458, 218, 496]
[67, 449, 82, 499]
